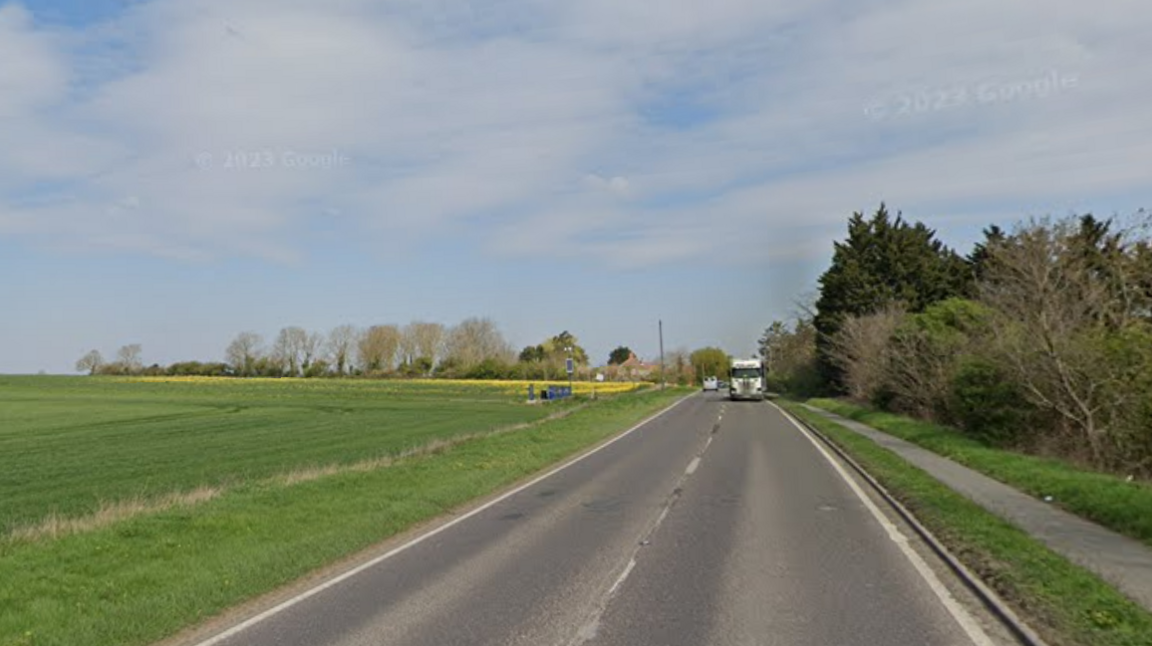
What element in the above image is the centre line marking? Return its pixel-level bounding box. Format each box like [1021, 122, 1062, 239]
[685, 457, 701, 475]
[191, 395, 692, 646]
[607, 558, 637, 596]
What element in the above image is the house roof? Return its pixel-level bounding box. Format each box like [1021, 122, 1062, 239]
[618, 352, 659, 370]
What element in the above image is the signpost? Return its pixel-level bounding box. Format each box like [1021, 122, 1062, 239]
[565, 349, 574, 397]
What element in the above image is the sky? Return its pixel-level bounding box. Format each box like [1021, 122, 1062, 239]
[1, 0, 1149, 374]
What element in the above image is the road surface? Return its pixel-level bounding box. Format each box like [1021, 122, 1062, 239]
[193, 393, 1012, 646]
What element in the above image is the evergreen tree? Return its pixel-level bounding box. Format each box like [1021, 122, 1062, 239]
[519, 345, 546, 363]
[814, 203, 968, 391]
[608, 346, 633, 365]
[966, 224, 1006, 284]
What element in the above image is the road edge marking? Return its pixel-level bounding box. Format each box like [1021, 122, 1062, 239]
[773, 403, 996, 646]
[191, 393, 694, 646]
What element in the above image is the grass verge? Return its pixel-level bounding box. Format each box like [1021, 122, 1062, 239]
[778, 400, 1152, 646]
[0, 387, 689, 646]
[807, 398, 1152, 549]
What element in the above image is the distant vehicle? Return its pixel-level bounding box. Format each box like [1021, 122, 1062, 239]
[728, 358, 765, 401]
[702, 376, 719, 391]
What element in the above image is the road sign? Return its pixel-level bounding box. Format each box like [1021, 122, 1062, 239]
[566, 357, 574, 375]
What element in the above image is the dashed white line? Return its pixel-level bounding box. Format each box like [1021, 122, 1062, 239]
[607, 558, 637, 596]
[191, 395, 693, 646]
[652, 503, 672, 530]
[685, 457, 701, 475]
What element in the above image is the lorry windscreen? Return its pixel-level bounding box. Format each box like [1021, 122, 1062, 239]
[731, 368, 760, 378]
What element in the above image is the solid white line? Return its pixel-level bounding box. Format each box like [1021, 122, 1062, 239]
[775, 406, 995, 646]
[192, 395, 693, 646]
[685, 457, 701, 475]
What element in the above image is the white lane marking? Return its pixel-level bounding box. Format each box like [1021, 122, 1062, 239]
[192, 395, 693, 646]
[685, 457, 701, 475]
[572, 447, 690, 644]
[607, 558, 637, 596]
[652, 505, 672, 529]
[775, 406, 995, 646]
[704, 436, 713, 450]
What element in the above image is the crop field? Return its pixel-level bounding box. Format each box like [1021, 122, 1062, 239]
[0, 376, 648, 540]
[1, 376, 678, 646]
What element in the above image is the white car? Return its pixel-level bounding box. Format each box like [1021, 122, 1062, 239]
[702, 376, 719, 391]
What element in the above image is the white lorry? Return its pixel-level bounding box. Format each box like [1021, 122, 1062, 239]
[728, 358, 765, 401]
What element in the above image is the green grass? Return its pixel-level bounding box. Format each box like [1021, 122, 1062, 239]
[0, 380, 689, 646]
[779, 400, 1152, 646]
[807, 398, 1152, 549]
[0, 376, 564, 534]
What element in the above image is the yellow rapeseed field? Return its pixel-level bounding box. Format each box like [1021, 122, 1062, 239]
[120, 376, 303, 385]
[404, 379, 650, 395]
[118, 375, 652, 396]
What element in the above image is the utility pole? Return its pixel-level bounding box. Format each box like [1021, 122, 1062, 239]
[658, 319, 665, 391]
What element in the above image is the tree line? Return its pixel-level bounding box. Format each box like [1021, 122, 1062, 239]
[760, 204, 1152, 475]
[77, 318, 735, 385]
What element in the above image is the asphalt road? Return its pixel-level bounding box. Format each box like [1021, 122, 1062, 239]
[196, 393, 1008, 646]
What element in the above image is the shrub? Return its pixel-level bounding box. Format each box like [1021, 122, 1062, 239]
[462, 358, 513, 380]
[948, 357, 1037, 446]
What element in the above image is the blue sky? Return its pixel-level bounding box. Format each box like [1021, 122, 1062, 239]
[1, 0, 1149, 374]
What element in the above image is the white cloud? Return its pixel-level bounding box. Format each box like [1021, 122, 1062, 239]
[0, 4, 66, 115]
[0, 0, 1149, 269]
[581, 174, 630, 196]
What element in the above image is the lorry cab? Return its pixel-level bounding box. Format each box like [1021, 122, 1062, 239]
[729, 359, 765, 401]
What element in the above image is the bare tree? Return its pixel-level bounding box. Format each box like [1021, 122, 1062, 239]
[664, 347, 692, 385]
[979, 217, 1150, 468]
[405, 321, 445, 373]
[358, 325, 402, 374]
[883, 321, 962, 420]
[225, 332, 263, 376]
[398, 324, 418, 369]
[443, 317, 513, 369]
[791, 290, 820, 322]
[759, 317, 821, 394]
[327, 325, 358, 376]
[272, 327, 310, 376]
[116, 344, 144, 375]
[75, 349, 104, 375]
[302, 331, 324, 374]
[825, 305, 905, 403]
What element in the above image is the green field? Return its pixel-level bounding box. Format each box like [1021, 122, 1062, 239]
[0, 376, 559, 537]
[0, 376, 684, 646]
